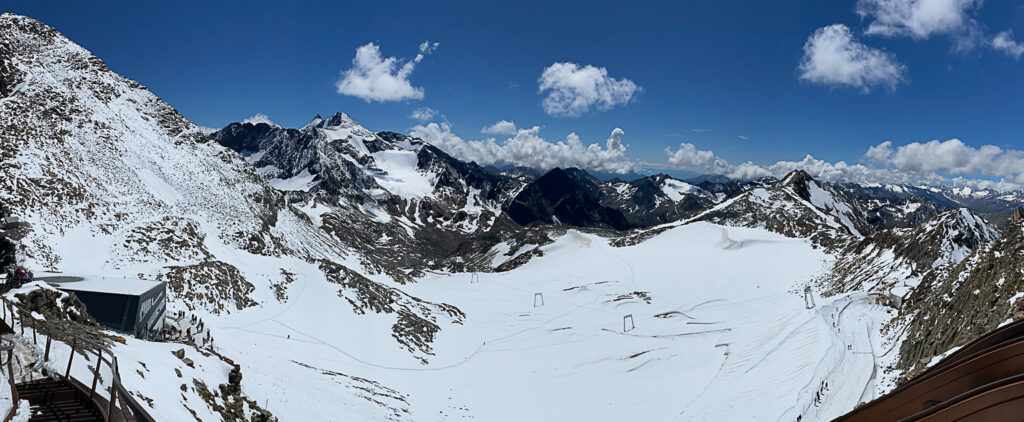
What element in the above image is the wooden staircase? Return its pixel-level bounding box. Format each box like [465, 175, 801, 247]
[16, 378, 102, 422]
[0, 295, 153, 422]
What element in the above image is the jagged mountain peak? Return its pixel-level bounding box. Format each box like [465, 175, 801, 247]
[303, 113, 324, 129]
[317, 111, 358, 129]
[777, 169, 815, 188]
[902, 207, 997, 268]
[687, 168, 870, 241]
[506, 167, 631, 230]
[922, 207, 994, 233]
[776, 169, 821, 204]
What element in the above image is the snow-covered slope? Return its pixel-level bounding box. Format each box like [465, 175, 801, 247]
[891, 209, 1024, 381]
[844, 182, 1024, 232]
[211, 116, 526, 271]
[821, 208, 998, 296]
[600, 174, 722, 227]
[211, 116, 522, 233]
[7, 10, 1024, 422]
[205, 222, 891, 421]
[675, 171, 868, 246]
[0, 12, 464, 419]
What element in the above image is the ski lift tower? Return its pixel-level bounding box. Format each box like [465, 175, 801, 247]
[804, 286, 816, 309]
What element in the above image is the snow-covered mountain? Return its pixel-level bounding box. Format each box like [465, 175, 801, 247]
[842, 182, 1024, 232]
[0, 12, 464, 420]
[210, 115, 526, 271]
[211, 114, 524, 232]
[7, 10, 1024, 422]
[894, 207, 1024, 380]
[676, 170, 869, 247]
[822, 208, 998, 295]
[503, 168, 730, 230]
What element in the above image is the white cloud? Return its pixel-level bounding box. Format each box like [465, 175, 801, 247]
[410, 122, 637, 174]
[865, 139, 1024, 183]
[665, 143, 717, 168]
[481, 120, 518, 135]
[537, 62, 641, 117]
[335, 41, 438, 102]
[738, 135, 749, 140]
[242, 113, 276, 126]
[857, 0, 982, 39]
[409, 107, 438, 122]
[857, 0, 985, 52]
[419, 40, 440, 55]
[660, 137, 1024, 191]
[992, 30, 1024, 60]
[797, 24, 907, 92]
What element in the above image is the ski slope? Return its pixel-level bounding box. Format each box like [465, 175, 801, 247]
[201, 222, 891, 421]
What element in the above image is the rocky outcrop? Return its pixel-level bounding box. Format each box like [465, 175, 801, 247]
[506, 168, 631, 230]
[894, 213, 1024, 380]
[821, 208, 998, 295]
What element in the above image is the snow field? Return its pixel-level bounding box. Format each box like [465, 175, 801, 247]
[197, 222, 890, 420]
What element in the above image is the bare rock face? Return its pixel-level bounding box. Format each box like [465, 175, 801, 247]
[0, 12, 289, 272]
[0, 12, 464, 371]
[894, 213, 1024, 380]
[14, 287, 99, 327]
[822, 208, 999, 295]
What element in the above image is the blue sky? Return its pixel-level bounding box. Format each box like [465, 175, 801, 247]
[8, 1, 1024, 186]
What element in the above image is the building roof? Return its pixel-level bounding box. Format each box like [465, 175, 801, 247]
[49, 275, 164, 296]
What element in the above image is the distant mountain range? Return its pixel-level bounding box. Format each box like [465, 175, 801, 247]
[3, 11, 1024, 421]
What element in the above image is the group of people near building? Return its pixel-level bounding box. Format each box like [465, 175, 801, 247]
[163, 310, 213, 348]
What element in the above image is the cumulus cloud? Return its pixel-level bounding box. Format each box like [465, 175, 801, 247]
[410, 123, 637, 174]
[660, 136, 1024, 191]
[857, 0, 984, 51]
[857, 0, 981, 38]
[409, 107, 438, 122]
[992, 30, 1024, 60]
[481, 120, 518, 135]
[243, 113, 276, 126]
[798, 24, 907, 92]
[335, 41, 439, 102]
[865, 139, 1024, 184]
[665, 143, 717, 168]
[537, 62, 641, 117]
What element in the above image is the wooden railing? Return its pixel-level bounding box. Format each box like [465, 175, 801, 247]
[0, 296, 156, 422]
[1, 337, 18, 422]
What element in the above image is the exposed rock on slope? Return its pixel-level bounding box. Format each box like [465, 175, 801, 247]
[0, 11, 460, 369]
[0, 12, 282, 270]
[594, 174, 719, 227]
[506, 168, 631, 230]
[688, 171, 866, 245]
[822, 208, 998, 295]
[893, 209, 1024, 379]
[211, 115, 526, 271]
